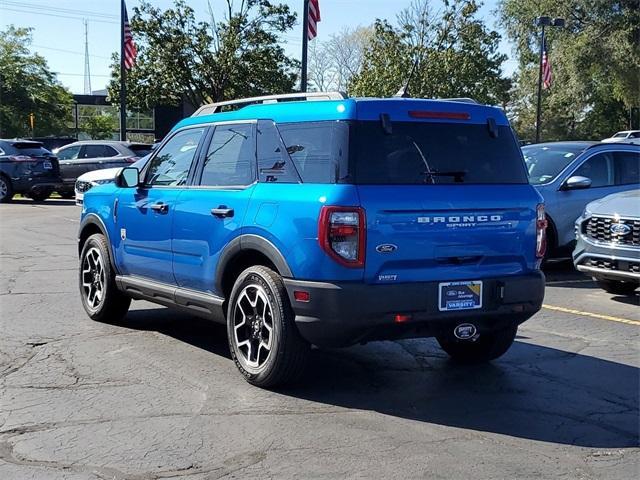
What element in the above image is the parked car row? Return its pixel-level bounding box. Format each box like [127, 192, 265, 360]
[0, 139, 153, 202]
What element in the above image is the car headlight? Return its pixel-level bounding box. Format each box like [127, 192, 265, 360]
[92, 179, 114, 185]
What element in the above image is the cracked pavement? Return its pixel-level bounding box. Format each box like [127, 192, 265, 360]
[0, 199, 638, 479]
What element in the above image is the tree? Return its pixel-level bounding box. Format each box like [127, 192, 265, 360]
[108, 0, 299, 110]
[349, 0, 511, 105]
[0, 26, 73, 138]
[82, 113, 118, 140]
[500, 0, 640, 141]
[309, 27, 373, 92]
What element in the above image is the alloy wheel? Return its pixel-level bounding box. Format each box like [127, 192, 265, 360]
[232, 284, 274, 371]
[0, 178, 7, 199]
[81, 247, 105, 310]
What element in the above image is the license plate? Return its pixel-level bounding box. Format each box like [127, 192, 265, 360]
[43, 161, 53, 169]
[439, 281, 483, 311]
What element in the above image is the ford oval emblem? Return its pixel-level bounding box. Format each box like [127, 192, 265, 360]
[610, 223, 631, 236]
[376, 244, 397, 253]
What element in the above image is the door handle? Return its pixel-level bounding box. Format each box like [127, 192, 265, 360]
[150, 202, 169, 214]
[211, 206, 234, 218]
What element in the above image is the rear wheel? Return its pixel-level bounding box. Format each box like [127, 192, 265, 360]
[58, 190, 75, 199]
[227, 266, 309, 388]
[28, 188, 53, 201]
[596, 278, 638, 295]
[0, 176, 13, 203]
[79, 233, 131, 322]
[437, 325, 517, 364]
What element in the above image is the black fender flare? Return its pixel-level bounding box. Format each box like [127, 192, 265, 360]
[78, 214, 119, 273]
[215, 234, 293, 293]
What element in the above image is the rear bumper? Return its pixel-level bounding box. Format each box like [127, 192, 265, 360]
[13, 178, 62, 193]
[284, 272, 545, 347]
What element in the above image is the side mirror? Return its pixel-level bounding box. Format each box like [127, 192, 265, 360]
[116, 167, 140, 188]
[563, 175, 592, 190]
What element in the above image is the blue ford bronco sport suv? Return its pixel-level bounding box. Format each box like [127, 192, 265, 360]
[78, 92, 546, 387]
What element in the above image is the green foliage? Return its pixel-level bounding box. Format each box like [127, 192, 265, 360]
[349, 0, 511, 106]
[81, 113, 118, 140]
[0, 26, 73, 138]
[108, 0, 299, 110]
[500, 0, 640, 141]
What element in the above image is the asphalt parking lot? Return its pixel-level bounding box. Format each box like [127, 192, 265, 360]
[0, 199, 638, 480]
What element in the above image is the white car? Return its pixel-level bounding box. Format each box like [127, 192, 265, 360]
[602, 130, 640, 145]
[74, 154, 151, 205]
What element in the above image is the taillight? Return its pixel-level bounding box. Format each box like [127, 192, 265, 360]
[536, 204, 548, 258]
[318, 206, 366, 268]
[126, 156, 139, 163]
[9, 155, 34, 162]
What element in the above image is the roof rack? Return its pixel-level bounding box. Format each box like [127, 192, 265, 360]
[439, 97, 479, 104]
[192, 91, 348, 116]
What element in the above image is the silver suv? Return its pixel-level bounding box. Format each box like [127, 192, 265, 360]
[573, 190, 640, 295]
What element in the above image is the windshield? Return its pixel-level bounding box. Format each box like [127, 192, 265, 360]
[351, 121, 527, 184]
[613, 132, 628, 138]
[522, 144, 587, 185]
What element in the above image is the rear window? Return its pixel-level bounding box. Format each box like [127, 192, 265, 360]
[12, 143, 52, 157]
[351, 121, 527, 184]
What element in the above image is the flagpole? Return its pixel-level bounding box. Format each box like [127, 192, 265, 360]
[119, 0, 127, 141]
[535, 24, 545, 144]
[300, 0, 309, 92]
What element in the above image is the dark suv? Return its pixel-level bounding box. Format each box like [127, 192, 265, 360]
[55, 140, 153, 197]
[0, 139, 61, 202]
[78, 93, 546, 387]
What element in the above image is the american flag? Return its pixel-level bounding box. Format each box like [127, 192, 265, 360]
[307, 0, 321, 40]
[123, 2, 137, 69]
[542, 39, 552, 89]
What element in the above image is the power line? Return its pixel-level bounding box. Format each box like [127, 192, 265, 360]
[31, 44, 112, 60]
[54, 72, 111, 78]
[1, 0, 118, 19]
[1, 6, 118, 24]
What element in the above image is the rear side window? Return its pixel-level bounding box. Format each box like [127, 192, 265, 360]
[614, 151, 640, 185]
[146, 128, 204, 186]
[129, 145, 153, 157]
[277, 121, 349, 183]
[81, 145, 118, 158]
[257, 120, 299, 183]
[352, 121, 527, 184]
[200, 124, 255, 186]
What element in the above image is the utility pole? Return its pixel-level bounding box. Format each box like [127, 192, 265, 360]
[83, 20, 92, 95]
[300, 0, 309, 92]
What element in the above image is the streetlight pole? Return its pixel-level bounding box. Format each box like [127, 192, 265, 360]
[535, 16, 564, 143]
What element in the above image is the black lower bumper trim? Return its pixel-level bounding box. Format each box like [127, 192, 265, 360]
[284, 272, 545, 347]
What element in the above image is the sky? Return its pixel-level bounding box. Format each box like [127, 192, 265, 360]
[0, 0, 517, 95]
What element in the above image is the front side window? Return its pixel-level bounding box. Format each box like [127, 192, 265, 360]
[573, 152, 614, 187]
[200, 124, 255, 186]
[277, 121, 349, 183]
[145, 128, 204, 186]
[353, 121, 527, 184]
[57, 145, 81, 160]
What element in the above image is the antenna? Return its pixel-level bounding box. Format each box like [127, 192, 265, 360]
[394, 57, 419, 98]
[83, 19, 92, 94]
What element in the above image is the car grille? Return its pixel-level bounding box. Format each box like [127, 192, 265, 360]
[585, 258, 640, 274]
[75, 180, 93, 193]
[584, 216, 640, 247]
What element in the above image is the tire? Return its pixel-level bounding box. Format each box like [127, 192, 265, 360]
[79, 233, 131, 323]
[596, 279, 639, 295]
[0, 175, 13, 203]
[227, 266, 309, 388]
[437, 324, 517, 364]
[58, 191, 75, 199]
[28, 188, 53, 202]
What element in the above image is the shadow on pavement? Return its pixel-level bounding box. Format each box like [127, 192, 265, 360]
[611, 293, 640, 307]
[6, 199, 77, 206]
[122, 306, 639, 450]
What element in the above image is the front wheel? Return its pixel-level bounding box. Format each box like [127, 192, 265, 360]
[437, 325, 517, 364]
[596, 279, 638, 295]
[79, 233, 131, 322]
[227, 266, 309, 388]
[28, 188, 53, 201]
